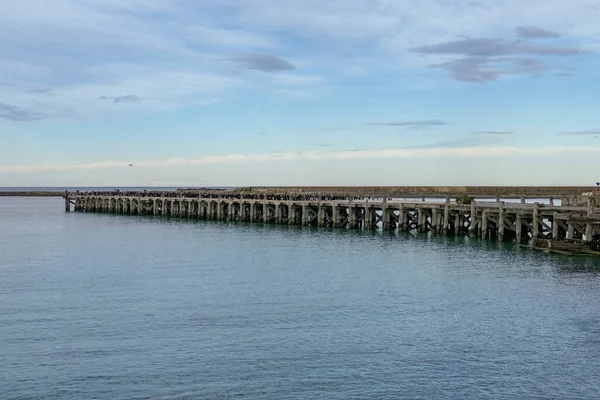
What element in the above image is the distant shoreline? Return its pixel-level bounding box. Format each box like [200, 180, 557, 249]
[0, 191, 64, 197]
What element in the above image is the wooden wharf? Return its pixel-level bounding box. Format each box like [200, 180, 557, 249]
[64, 190, 600, 246]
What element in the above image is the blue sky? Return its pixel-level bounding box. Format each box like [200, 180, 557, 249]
[1, 0, 600, 186]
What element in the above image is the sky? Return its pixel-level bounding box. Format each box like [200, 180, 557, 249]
[1, 0, 600, 187]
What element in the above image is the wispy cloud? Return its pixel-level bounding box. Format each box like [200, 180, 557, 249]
[516, 26, 561, 39]
[27, 87, 53, 94]
[0, 102, 46, 122]
[471, 131, 514, 135]
[411, 38, 583, 57]
[3, 146, 600, 172]
[414, 33, 586, 82]
[232, 53, 296, 72]
[366, 119, 448, 129]
[558, 129, 600, 136]
[99, 95, 143, 104]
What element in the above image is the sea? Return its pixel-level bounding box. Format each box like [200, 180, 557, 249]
[2, 195, 600, 399]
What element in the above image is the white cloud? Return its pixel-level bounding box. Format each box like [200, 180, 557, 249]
[1, 146, 599, 173]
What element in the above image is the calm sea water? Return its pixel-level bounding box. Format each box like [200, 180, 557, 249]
[2, 197, 600, 399]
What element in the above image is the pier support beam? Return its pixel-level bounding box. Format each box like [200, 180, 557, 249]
[317, 204, 325, 227]
[532, 204, 540, 239]
[431, 209, 439, 234]
[443, 201, 450, 235]
[498, 202, 505, 241]
[469, 202, 477, 237]
[586, 198, 594, 242]
[481, 211, 488, 239]
[364, 206, 372, 230]
[552, 212, 559, 240]
[333, 205, 340, 228]
[398, 204, 407, 232]
[349, 205, 358, 229]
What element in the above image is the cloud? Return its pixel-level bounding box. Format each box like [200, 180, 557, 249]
[429, 56, 553, 82]
[516, 26, 561, 39]
[366, 119, 448, 129]
[0, 102, 46, 122]
[471, 131, 514, 135]
[232, 53, 296, 72]
[429, 57, 501, 83]
[558, 129, 600, 136]
[308, 143, 334, 147]
[413, 31, 587, 82]
[27, 87, 52, 94]
[407, 136, 506, 149]
[3, 146, 600, 172]
[411, 38, 583, 57]
[99, 95, 143, 103]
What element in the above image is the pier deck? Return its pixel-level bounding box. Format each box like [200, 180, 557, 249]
[65, 191, 600, 247]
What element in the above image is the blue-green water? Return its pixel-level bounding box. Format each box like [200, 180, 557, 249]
[2, 197, 600, 399]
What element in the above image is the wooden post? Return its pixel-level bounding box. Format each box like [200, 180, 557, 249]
[516, 213, 522, 243]
[431, 208, 439, 234]
[532, 203, 539, 239]
[481, 210, 488, 239]
[454, 213, 461, 235]
[382, 206, 391, 231]
[302, 204, 308, 226]
[332, 205, 340, 228]
[567, 223, 574, 240]
[552, 212, 559, 240]
[349, 205, 357, 229]
[443, 199, 450, 235]
[275, 204, 281, 224]
[417, 208, 423, 233]
[398, 204, 407, 232]
[498, 202, 505, 241]
[317, 204, 324, 227]
[364, 206, 372, 230]
[469, 202, 477, 237]
[586, 198, 593, 242]
[64, 191, 71, 212]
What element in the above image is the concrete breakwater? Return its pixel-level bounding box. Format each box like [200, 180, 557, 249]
[65, 191, 600, 247]
[0, 191, 64, 197]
